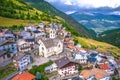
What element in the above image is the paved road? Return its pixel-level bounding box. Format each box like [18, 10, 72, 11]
[27, 57, 49, 69]
[1, 71, 19, 80]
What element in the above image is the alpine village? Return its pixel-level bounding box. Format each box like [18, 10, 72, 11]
[0, 0, 120, 80]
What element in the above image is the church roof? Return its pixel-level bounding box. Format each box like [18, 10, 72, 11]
[42, 38, 60, 48]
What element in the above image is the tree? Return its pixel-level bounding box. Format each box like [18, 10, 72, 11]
[78, 65, 82, 71]
[36, 72, 41, 80]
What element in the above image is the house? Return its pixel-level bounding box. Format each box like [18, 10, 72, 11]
[45, 63, 57, 73]
[13, 53, 31, 71]
[12, 71, 36, 80]
[80, 68, 110, 80]
[57, 29, 67, 39]
[116, 60, 120, 68]
[38, 23, 45, 28]
[0, 50, 13, 67]
[0, 29, 15, 41]
[54, 57, 78, 76]
[32, 30, 46, 38]
[90, 53, 102, 62]
[67, 40, 75, 51]
[17, 40, 31, 52]
[87, 57, 97, 64]
[20, 31, 31, 39]
[25, 37, 35, 46]
[98, 63, 114, 75]
[76, 47, 86, 53]
[107, 58, 117, 69]
[0, 40, 17, 54]
[24, 26, 36, 31]
[38, 37, 63, 57]
[74, 52, 88, 64]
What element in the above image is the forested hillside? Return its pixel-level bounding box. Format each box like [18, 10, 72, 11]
[98, 28, 120, 48]
[0, 0, 61, 22]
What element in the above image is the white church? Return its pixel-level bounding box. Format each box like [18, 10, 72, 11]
[37, 25, 63, 57]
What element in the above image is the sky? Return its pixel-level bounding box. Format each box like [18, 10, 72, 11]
[46, 0, 120, 8]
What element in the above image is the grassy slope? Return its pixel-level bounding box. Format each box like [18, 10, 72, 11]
[75, 36, 120, 57]
[0, 16, 30, 26]
[0, 0, 63, 26]
[0, 16, 55, 27]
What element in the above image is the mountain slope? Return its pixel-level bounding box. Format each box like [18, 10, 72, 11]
[0, 0, 64, 25]
[24, 0, 96, 38]
[98, 28, 120, 48]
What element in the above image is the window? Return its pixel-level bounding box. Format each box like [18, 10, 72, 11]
[58, 45, 60, 48]
[3, 55, 5, 59]
[42, 47, 44, 50]
[7, 54, 11, 58]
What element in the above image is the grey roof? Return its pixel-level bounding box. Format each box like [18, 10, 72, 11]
[0, 40, 15, 46]
[14, 53, 28, 61]
[42, 38, 60, 48]
[55, 57, 70, 69]
[0, 50, 6, 57]
[33, 30, 40, 33]
[25, 38, 35, 42]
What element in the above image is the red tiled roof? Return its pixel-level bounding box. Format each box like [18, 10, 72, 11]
[67, 43, 74, 49]
[93, 68, 109, 80]
[76, 48, 85, 51]
[80, 70, 93, 79]
[12, 72, 36, 80]
[80, 68, 109, 80]
[64, 38, 70, 42]
[116, 60, 120, 64]
[99, 64, 110, 70]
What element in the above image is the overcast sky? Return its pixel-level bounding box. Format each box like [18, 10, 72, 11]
[46, 0, 120, 8]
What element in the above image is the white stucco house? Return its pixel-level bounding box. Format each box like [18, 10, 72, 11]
[0, 40, 17, 54]
[17, 40, 31, 53]
[24, 26, 36, 32]
[74, 52, 88, 64]
[13, 53, 31, 71]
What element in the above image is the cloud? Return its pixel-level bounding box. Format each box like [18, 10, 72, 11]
[46, 0, 120, 8]
[65, 11, 76, 14]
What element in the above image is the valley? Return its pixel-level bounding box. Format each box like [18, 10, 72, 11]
[70, 11, 120, 34]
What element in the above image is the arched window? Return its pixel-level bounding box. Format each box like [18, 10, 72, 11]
[42, 47, 44, 50]
[58, 44, 60, 47]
